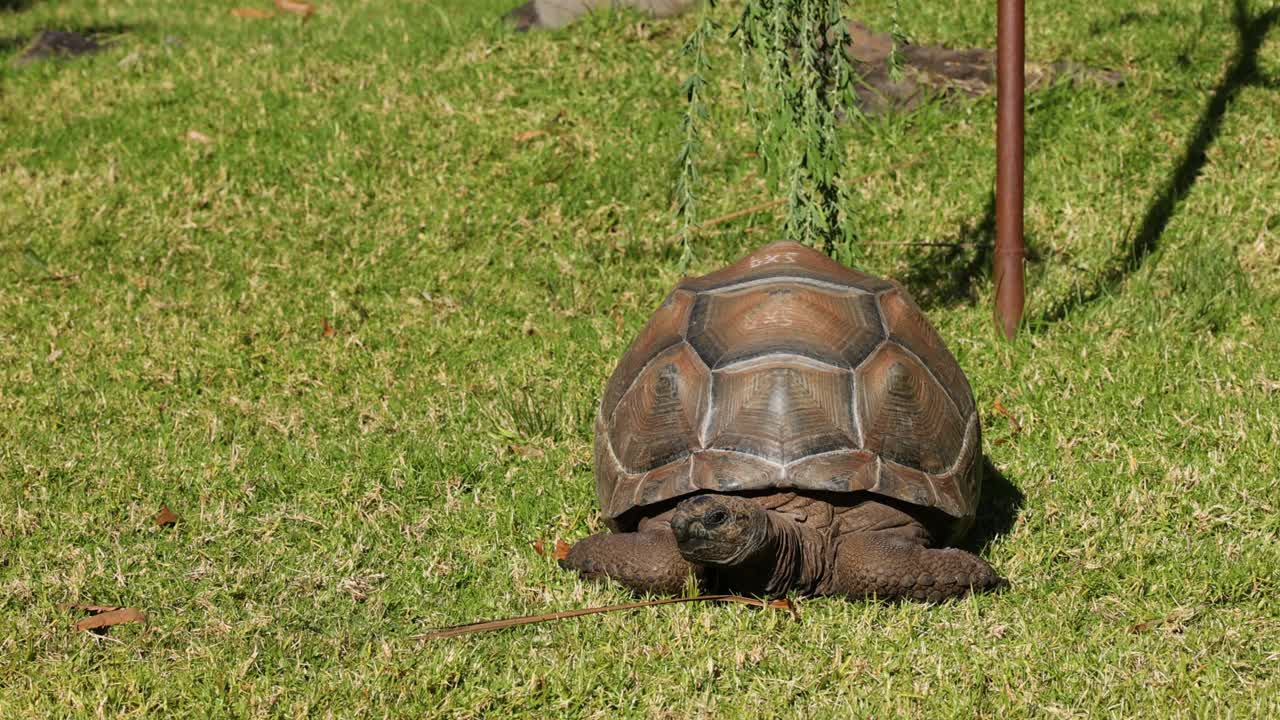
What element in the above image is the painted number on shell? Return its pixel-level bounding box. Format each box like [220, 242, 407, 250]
[749, 252, 799, 268]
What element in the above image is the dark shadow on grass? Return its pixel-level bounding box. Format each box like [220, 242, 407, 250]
[1, 0, 39, 12]
[1088, 10, 1153, 35]
[896, 195, 995, 310]
[2, 23, 136, 63]
[961, 456, 1024, 555]
[0, 33, 30, 55]
[1038, 1, 1278, 326]
[896, 87, 1069, 310]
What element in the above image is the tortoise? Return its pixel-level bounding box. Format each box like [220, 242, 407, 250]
[560, 241, 1005, 601]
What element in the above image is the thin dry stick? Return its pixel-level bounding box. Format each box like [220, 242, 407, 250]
[415, 595, 799, 640]
[864, 241, 982, 247]
[676, 197, 787, 242]
[668, 156, 926, 247]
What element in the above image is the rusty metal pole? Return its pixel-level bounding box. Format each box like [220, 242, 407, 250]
[994, 0, 1026, 339]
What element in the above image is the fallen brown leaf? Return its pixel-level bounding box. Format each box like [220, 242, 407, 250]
[230, 7, 274, 19]
[415, 594, 799, 640]
[154, 505, 179, 527]
[514, 129, 547, 143]
[993, 397, 1022, 434]
[274, 0, 315, 18]
[185, 129, 213, 144]
[532, 539, 546, 556]
[509, 443, 545, 460]
[322, 319, 335, 338]
[1129, 607, 1200, 634]
[72, 606, 146, 633]
[553, 539, 570, 561]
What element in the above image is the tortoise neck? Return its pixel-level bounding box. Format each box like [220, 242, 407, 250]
[750, 511, 830, 596]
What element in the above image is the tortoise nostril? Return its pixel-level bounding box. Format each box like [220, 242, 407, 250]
[671, 513, 692, 539]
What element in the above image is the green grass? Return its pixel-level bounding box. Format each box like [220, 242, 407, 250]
[2, 0, 1279, 716]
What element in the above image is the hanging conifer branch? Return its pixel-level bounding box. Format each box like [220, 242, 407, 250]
[678, 0, 863, 261]
[674, 1, 719, 269]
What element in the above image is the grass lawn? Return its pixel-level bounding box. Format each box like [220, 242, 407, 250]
[2, 0, 1279, 716]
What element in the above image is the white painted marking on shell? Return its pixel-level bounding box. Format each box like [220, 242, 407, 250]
[748, 252, 798, 268]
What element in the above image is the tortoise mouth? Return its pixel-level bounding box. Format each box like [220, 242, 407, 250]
[670, 495, 767, 566]
[671, 516, 714, 546]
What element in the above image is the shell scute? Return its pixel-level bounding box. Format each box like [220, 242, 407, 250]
[609, 342, 710, 473]
[595, 242, 980, 532]
[855, 343, 965, 475]
[600, 289, 696, 420]
[879, 287, 975, 418]
[704, 361, 857, 463]
[686, 283, 884, 369]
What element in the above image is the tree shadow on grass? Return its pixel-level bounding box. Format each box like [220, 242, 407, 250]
[961, 456, 1024, 556]
[895, 194, 1047, 311]
[896, 102, 1054, 312]
[893, 74, 1079, 310]
[1038, 1, 1278, 326]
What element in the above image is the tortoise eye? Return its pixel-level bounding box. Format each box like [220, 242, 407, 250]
[704, 509, 730, 528]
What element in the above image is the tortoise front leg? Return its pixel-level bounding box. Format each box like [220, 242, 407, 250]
[828, 532, 1006, 602]
[560, 530, 701, 596]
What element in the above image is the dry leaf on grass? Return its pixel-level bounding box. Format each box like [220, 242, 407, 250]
[553, 539, 570, 561]
[231, 7, 274, 19]
[274, 0, 315, 18]
[514, 129, 547, 143]
[992, 397, 1021, 433]
[1129, 607, 1200, 634]
[66, 605, 146, 634]
[531, 539, 546, 556]
[154, 505, 179, 527]
[322, 319, 335, 338]
[508, 444, 544, 460]
[185, 129, 213, 144]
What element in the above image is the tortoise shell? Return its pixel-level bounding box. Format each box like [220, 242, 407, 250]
[594, 241, 981, 539]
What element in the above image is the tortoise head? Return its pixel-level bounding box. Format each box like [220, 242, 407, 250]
[670, 494, 770, 567]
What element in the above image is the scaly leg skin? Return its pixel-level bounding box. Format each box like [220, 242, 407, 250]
[829, 532, 1006, 602]
[559, 530, 701, 596]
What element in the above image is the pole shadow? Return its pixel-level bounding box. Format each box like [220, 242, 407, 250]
[1038, 1, 1278, 325]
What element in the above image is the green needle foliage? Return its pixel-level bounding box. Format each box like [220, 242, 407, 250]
[674, 3, 718, 269]
[677, 0, 864, 262]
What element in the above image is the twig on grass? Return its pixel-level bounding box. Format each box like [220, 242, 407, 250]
[415, 594, 799, 640]
[667, 157, 925, 248]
